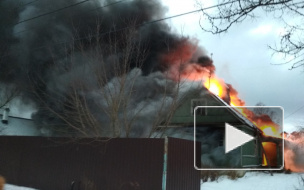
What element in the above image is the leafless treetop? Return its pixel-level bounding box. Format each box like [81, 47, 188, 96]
[198, 0, 304, 70]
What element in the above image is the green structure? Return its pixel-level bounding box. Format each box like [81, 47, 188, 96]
[163, 90, 283, 169]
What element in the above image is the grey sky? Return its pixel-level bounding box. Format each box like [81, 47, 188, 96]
[162, 0, 304, 132]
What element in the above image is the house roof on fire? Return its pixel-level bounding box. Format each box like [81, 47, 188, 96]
[167, 90, 262, 134]
[209, 93, 259, 130]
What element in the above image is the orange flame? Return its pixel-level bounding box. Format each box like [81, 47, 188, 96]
[260, 126, 279, 137]
[203, 77, 226, 98]
[201, 76, 280, 138]
[161, 38, 280, 138]
[161, 38, 300, 172]
[262, 142, 277, 167]
[232, 107, 281, 137]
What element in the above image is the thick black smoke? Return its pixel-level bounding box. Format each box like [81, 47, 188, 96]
[0, 0, 242, 167]
[0, 0, 204, 136]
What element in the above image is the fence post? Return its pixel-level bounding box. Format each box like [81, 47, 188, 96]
[162, 136, 168, 190]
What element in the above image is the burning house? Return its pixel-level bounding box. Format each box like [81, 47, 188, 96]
[0, 0, 300, 176]
[156, 85, 284, 169]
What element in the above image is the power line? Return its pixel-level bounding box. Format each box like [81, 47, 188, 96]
[21, 0, 41, 7]
[26, 0, 236, 51]
[285, 105, 304, 119]
[89, 0, 129, 12]
[4, 0, 41, 20]
[15, 0, 90, 26]
[1, 0, 238, 60]
[13, 0, 130, 35]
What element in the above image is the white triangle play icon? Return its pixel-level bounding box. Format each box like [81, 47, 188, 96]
[225, 123, 254, 154]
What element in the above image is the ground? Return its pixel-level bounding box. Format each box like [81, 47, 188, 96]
[4, 184, 36, 190]
[4, 172, 304, 190]
[201, 172, 304, 190]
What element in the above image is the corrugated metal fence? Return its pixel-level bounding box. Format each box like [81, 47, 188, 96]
[0, 136, 200, 190]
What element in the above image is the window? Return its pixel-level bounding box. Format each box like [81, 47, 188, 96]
[191, 99, 207, 116]
[242, 138, 258, 156]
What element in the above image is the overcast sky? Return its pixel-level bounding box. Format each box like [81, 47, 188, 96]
[162, 0, 304, 132]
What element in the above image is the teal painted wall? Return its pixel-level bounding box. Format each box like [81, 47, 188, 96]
[167, 93, 263, 168]
[170, 93, 240, 125]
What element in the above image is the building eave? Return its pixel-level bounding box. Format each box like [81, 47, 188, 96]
[208, 92, 263, 134]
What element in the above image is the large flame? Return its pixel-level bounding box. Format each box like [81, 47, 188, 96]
[162, 41, 301, 172]
[262, 142, 277, 167]
[203, 77, 225, 98]
[201, 76, 281, 138]
[232, 107, 281, 138]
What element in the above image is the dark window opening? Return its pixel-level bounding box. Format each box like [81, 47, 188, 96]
[191, 99, 207, 116]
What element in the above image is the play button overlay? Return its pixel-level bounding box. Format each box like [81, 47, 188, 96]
[193, 106, 284, 171]
[225, 123, 254, 154]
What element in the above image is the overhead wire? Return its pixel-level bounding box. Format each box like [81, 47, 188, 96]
[21, 0, 41, 7]
[2, 0, 41, 22]
[14, 0, 91, 26]
[1, 0, 133, 61]
[16, 0, 236, 52]
[13, 0, 130, 35]
[0, 0, 238, 61]
[285, 105, 304, 119]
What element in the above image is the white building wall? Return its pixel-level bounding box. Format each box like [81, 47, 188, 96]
[0, 114, 40, 136]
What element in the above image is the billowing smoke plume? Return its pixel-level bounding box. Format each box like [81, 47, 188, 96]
[285, 131, 304, 172]
[0, 0, 247, 167]
[0, 0, 210, 135]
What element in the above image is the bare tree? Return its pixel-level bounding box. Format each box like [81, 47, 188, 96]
[0, 85, 19, 109]
[253, 102, 272, 116]
[0, 42, 20, 110]
[197, 0, 304, 70]
[28, 22, 196, 138]
[253, 102, 280, 124]
[0, 1, 22, 110]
